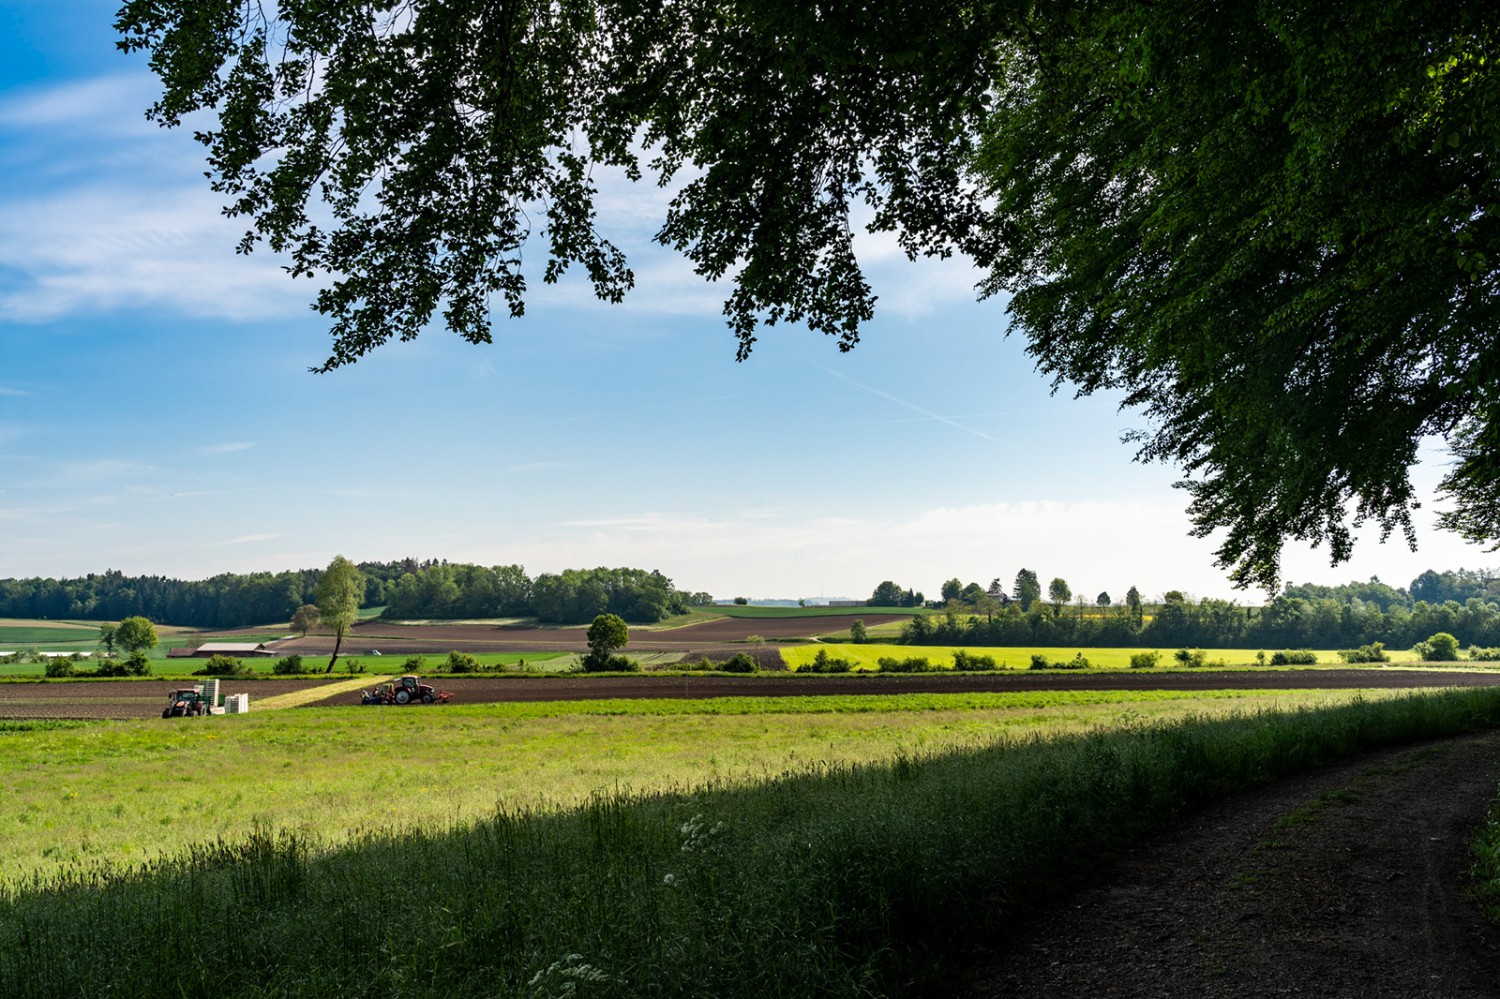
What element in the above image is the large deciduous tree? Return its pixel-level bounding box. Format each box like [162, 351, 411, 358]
[115, 616, 158, 655]
[118, 1, 1500, 587]
[583, 613, 629, 671]
[291, 603, 320, 638]
[315, 556, 365, 672]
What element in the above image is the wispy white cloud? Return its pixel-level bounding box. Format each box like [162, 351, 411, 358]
[0, 74, 160, 134]
[0, 387, 29, 397]
[0, 185, 306, 322]
[209, 533, 279, 546]
[197, 442, 255, 455]
[503, 460, 573, 474]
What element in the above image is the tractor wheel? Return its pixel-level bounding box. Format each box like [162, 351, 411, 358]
[162, 708, 172, 718]
[421, 692, 435, 704]
[395, 689, 411, 704]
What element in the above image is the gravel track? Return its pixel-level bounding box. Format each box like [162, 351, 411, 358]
[961, 729, 1500, 998]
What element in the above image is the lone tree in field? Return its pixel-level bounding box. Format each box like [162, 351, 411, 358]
[315, 555, 365, 672]
[115, 616, 158, 655]
[97, 622, 118, 655]
[583, 613, 629, 671]
[291, 603, 320, 638]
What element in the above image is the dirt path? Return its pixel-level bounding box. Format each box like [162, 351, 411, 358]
[962, 730, 1500, 998]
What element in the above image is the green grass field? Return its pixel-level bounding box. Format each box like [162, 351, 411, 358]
[0, 627, 101, 647]
[783, 643, 1408, 671]
[7, 686, 1500, 998]
[0, 687, 1387, 889]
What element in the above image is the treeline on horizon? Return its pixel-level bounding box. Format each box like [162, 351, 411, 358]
[894, 568, 1500, 651]
[0, 561, 714, 629]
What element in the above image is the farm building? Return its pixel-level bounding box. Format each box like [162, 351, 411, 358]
[188, 642, 274, 658]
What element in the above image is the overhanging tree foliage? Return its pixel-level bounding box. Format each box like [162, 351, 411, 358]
[117, 1, 1499, 588]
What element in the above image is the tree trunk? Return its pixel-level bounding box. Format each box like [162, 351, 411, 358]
[327, 626, 344, 673]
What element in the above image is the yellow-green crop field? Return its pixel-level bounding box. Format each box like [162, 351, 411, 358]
[2, 687, 1399, 890]
[782, 643, 1414, 670]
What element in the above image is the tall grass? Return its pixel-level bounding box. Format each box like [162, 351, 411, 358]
[5, 688, 1500, 997]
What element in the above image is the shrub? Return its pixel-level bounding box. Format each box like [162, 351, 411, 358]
[1129, 651, 1161, 669]
[733, 596, 748, 605]
[1174, 649, 1208, 668]
[341, 658, 367, 675]
[804, 649, 853, 674]
[403, 655, 426, 672]
[952, 650, 996, 671]
[720, 653, 757, 673]
[125, 652, 152, 677]
[1268, 649, 1318, 666]
[849, 619, 867, 643]
[745, 635, 766, 645]
[1416, 632, 1461, 662]
[194, 655, 248, 677]
[43, 657, 75, 678]
[1025, 653, 1088, 670]
[445, 651, 482, 674]
[1468, 647, 1500, 662]
[876, 656, 933, 673]
[92, 659, 128, 678]
[1337, 643, 1389, 664]
[272, 654, 304, 675]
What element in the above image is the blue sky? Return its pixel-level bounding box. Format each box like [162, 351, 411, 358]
[0, 2, 1488, 603]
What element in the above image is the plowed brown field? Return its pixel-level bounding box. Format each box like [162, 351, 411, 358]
[300, 668, 1500, 707]
[10, 669, 1498, 719]
[270, 614, 870, 657]
[0, 679, 352, 720]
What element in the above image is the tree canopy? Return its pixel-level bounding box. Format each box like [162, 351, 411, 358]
[117, 1, 1500, 588]
[314, 555, 365, 671]
[114, 616, 158, 654]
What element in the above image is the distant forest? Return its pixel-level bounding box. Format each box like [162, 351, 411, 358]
[4, 563, 1499, 647]
[0, 560, 713, 628]
[897, 569, 1500, 651]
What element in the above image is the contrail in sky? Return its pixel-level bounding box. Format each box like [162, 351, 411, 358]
[817, 365, 1008, 445]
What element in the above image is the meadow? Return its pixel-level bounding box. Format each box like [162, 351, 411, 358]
[4, 686, 1500, 997]
[781, 643, 1381, 670]
[0, 688, 1393, 888]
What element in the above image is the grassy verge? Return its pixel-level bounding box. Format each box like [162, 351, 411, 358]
[1473, 791, 1500, 923]
[5, 688, 1500, 996]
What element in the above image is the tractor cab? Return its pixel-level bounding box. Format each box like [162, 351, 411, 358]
[163, 688, 207, 718]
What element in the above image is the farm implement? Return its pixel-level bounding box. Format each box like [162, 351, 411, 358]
[359, 675, 453, 705]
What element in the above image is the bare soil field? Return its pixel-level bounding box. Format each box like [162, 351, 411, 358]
[300, 668, 1500, 707]
[9, 669, 1500, 718]
[271, 614, 872, 656]
[0, 679, 351, 720]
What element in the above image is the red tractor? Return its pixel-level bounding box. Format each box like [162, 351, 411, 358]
[359, 675, 451, 705]
[163, 688, 210, 718]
